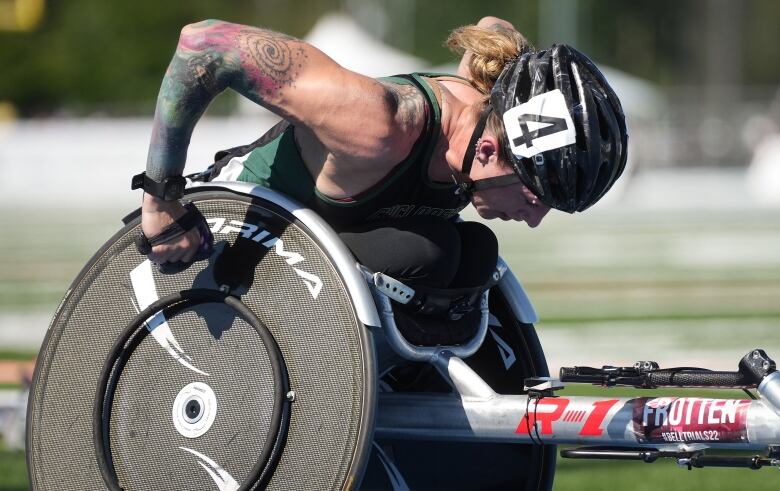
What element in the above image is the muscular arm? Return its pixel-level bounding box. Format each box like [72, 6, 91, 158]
[146, 20, 307, 179]
[141, 20, 424, 264]
[147, 19, 415, 181]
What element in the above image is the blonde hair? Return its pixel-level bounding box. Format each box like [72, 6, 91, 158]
[445, 24, 531, 94]
[446, 24, 533, 165]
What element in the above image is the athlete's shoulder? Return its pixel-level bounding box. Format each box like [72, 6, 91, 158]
[379, 79, 428, 133]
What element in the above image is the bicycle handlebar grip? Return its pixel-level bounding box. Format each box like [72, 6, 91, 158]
[689, 454, 766, 469]
[558, 367, 609, 385]
[647, 370, 754, 388]
[559, 367, 578, 380]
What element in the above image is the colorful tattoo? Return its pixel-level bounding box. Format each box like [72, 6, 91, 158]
[236, 30, 304, 98]
[146, 20, 308, 181]
[186, 52, 223, 96]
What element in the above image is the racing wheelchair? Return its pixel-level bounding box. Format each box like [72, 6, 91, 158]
[26, 182, 780, 490]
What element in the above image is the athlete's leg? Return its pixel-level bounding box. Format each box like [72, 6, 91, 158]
[338, 216, 461, 289]
[450, 221, 499, 288]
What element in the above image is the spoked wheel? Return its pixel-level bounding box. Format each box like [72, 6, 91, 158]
[27, 187, 376, 490]
[362, 288, 556, 491]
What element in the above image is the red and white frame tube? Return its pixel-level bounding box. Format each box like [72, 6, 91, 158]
[375, 355, 780, 450]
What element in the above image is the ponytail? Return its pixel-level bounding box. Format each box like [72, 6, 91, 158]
[445, 24, 532, 94]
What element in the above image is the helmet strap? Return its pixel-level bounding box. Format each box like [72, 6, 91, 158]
[452, 104, 493, 197]
[471, 173, 523, 191]
[452, 104, 524, 197]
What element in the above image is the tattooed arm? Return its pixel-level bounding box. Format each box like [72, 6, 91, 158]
[146, 20, 302, 180]
[147, 19, 414, 180]
[142, 19, 422, 263]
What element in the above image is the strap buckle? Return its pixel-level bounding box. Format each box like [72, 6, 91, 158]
[131, 172, 186, 201]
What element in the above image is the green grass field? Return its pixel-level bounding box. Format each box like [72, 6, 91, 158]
[0, 447, 27, 491]
[2, 204, 780, 489]
[1, 445, 776, 490]
[554, 457, 775, 491]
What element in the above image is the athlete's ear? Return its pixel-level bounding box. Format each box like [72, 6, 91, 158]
[475, 135, 499, 165]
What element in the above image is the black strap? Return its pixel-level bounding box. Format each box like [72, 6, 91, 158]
[134, 202, 215, 275]
[460, 105, 494, 177]
[135, 205, 197, 254]
[452, 105, 529, 196]
[131, 172, 186, 201]
[471, 173, 523, 191]
[405, 267, 503, 320]
[205, 120, 292, 181]
[453, 105, 495, 197]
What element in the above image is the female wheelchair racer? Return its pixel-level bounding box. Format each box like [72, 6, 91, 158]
[130, 14, 624, 490]
[26, 15, 631, 491]
[134, 16, 627, 298]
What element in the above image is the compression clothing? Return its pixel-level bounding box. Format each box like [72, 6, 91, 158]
[209, 73, 470, 230]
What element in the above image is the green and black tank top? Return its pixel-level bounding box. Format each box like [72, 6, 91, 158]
[210, 73, 469, 230]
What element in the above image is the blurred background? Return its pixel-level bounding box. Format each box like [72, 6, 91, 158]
[1, 0, 779, 489]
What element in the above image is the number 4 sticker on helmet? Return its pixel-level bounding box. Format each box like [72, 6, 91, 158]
[503, 89, 576, 159]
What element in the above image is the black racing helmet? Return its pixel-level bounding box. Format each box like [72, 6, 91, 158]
[490, 44, 628, 213]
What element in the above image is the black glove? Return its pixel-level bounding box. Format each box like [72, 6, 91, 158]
[135, 201, 214, 274]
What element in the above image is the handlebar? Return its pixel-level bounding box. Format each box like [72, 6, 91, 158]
[558, 365, 755, 389]
[561, 349, 778, 389]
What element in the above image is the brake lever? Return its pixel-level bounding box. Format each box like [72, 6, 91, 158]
[560, 365, 650, 387]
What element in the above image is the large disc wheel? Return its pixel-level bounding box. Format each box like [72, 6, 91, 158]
[27, 189, 376, 490]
